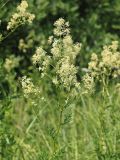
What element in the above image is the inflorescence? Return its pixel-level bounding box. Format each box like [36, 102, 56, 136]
[7, 0, 35, 30]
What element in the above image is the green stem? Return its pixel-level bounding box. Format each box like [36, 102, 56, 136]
[53, 105, 64, 152]
[0, 23, 23, 43]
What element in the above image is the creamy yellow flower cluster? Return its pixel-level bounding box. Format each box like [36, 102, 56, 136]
[82, 41, 120, 94]
[22, 18, 119, 97]
[21, 76, 39, 98]
[4, 55, 21, 72]
[89, 41, 120, 79]
[53, 18, 70, 36]
[82, 73, 95, 94]
[32, 47, 46, 65]
[32, 18, 81, 91]
[32, 47, 50, 78]
[56, 57, 79, 89]
[7, 1, 35, 30]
